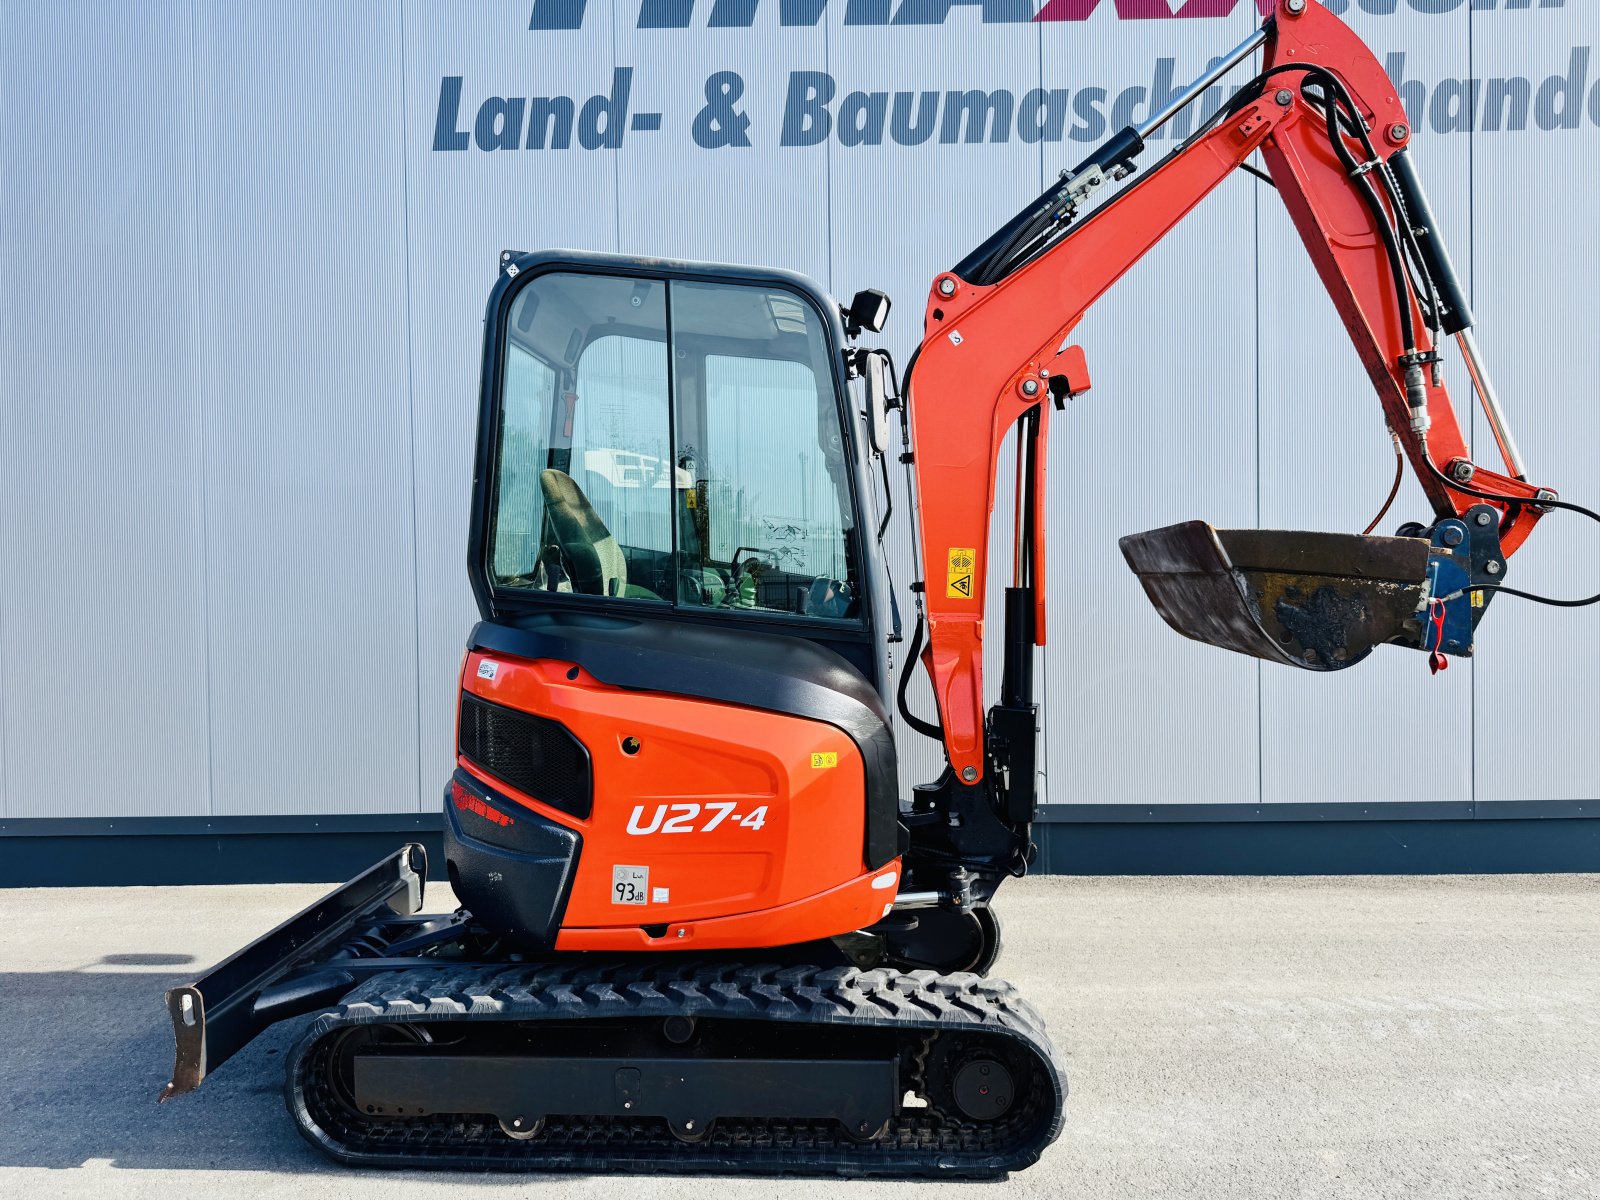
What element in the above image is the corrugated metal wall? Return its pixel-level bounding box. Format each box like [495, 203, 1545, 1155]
[1, 0, 1595, 822]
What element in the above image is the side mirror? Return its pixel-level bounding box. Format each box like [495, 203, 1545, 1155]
[864, 350, 892, 457]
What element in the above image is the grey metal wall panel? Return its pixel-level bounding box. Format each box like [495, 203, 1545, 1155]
[400, 1, 625, 806]
[823, 12, 1047, 791]
[3, 1, 1599, 827]
[1256, 5, 1475, 806]
[1470, 1, 1600, 803]
[1038, 8, 1262, 807]
[616, 21, 830, 275]
[0, 3, 211, 818]
[192, 2, 419, 815]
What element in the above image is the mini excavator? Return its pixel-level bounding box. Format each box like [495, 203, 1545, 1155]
[163, 0, 1584, 1177]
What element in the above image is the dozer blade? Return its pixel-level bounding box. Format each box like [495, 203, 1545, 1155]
[160, 843, 428, 1100]
[1119, 521, 1430, 671]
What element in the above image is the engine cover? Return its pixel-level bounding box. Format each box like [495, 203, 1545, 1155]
[448, 618, 901, 950]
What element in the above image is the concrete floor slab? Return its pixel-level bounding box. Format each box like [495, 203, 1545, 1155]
[3, 874, 1597, 1198]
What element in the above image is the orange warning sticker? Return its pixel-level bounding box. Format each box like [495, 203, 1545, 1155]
[946, 547, 976, 598]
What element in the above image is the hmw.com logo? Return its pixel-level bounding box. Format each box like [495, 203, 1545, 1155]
[527, 0, 1563, 31]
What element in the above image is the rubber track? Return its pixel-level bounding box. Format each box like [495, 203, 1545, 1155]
[286, 961, 1066, 1178]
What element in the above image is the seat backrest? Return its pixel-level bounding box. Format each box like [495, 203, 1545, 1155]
[540, 468, 628, 596]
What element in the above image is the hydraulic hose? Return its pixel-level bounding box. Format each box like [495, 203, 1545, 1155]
[896, 613, 946, 742]
[1419, 442, 1600, 608]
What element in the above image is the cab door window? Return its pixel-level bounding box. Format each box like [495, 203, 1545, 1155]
[490, 273, 671, 601]
[670, 281, 860, 622]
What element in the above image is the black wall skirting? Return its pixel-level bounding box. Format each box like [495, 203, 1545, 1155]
[2, 803, 1598, 886]
[0, 815, 443, 888]
[1031, 815, 1600, 875]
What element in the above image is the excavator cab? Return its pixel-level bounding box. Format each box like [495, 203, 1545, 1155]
[473, 253, 884, 677]
[447, 250, 921, 957]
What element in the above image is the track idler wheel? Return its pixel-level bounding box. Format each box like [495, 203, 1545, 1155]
[668, 1117, 713, 1144]
[324, 1023, 433, 1120]
[846, 1116, 893, 1143]
[499, 1115, 545, 1140]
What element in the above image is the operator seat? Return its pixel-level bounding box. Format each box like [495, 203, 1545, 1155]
[540, 468, 632, 597]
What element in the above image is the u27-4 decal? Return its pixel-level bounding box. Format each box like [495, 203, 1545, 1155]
[626, 802, 768, 835]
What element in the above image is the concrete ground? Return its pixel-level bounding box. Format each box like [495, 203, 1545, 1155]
[3, 875, 1597, 1199]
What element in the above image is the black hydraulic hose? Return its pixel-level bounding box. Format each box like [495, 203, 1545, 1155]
[976, 188, 1077, 284]
[1257, 64, 1437, 424]
[1303, 70, 1420, 356]
[1362, 431, 1405, 536]
[968, 126, 1149, 284]
[1189, 62, 1422, 356]
[1417, 439, 1565, 515]
[978, 206, 1058, 285]
[1292, 72, 1596, 599]
[896, 612, 946, 741]
[966, 175, 1079, 285]
[1418, 442, 1600, 608]
[895, 345, 922, 549]
[979, 59, 1421, 306]
[962, 190, 1066, 286]
[889, 345, 949, 734]
[1476, 582, 1600, 609]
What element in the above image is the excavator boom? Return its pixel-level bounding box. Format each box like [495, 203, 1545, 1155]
[904, 0, 1549, 783]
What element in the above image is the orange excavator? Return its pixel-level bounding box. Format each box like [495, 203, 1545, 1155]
[162, 0, 1585, 1177]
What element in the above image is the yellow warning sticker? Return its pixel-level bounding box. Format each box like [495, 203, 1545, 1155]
[946, 547, 976, 599]
[811, 752, 838, 769]
[1471, 589, 1485, 608]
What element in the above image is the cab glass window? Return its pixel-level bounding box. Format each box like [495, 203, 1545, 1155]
[489, 271, 860, 623]
[491, 273, 671, 601]
[671, 282, 859, 620]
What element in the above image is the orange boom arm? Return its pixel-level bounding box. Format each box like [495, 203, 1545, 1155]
[905, 0, 1547, 784]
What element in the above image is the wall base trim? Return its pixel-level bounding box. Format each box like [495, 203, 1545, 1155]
[4, 802, 1598, 885]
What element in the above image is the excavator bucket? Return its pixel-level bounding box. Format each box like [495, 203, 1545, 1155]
[1119, 521, 1431, 671]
